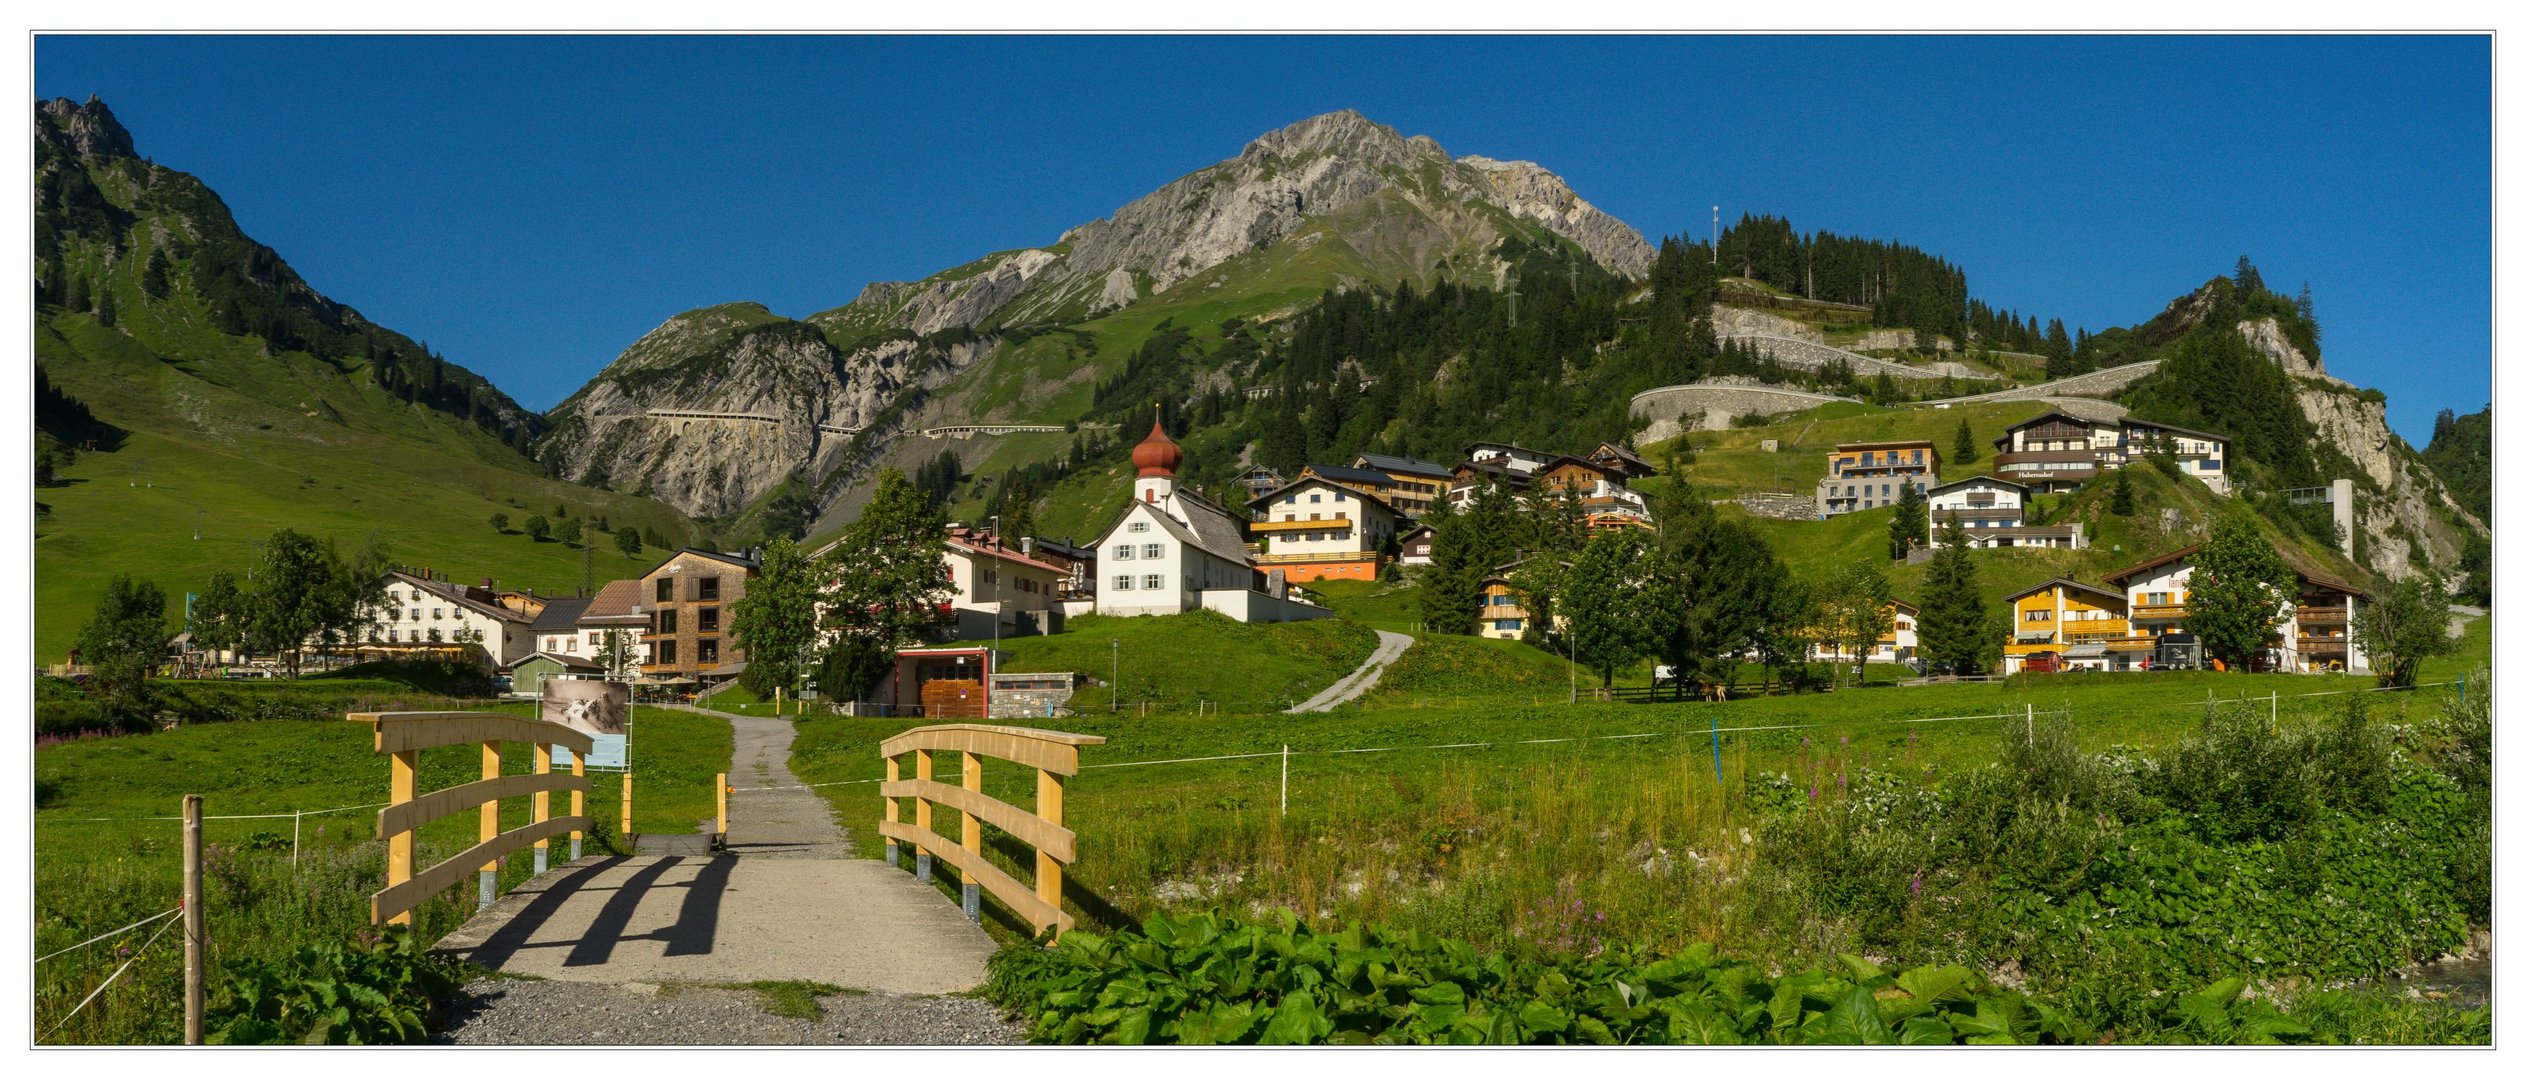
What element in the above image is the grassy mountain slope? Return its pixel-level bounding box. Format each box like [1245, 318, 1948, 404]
[33, 98, 706, 660]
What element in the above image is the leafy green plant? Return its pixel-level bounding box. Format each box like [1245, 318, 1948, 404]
[208, 925, 465, 1044]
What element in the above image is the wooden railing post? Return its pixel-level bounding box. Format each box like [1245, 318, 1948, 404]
[533, 743, 552, 874]
[914, 748, 934, 883]
[571, 750, 585, 862]
[715, 772, 729, 850]
[883, 755, 901, 867]
[479, 740, 502, 908]
[960, 751, 982, 921]
[387, 749, 417, 926]
[620, 772, 632, 843]
[1036, 765, 1064, 936]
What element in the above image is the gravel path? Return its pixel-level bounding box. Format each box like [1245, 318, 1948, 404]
[433, 978, 1028, 1045]
[1287, 630, 1415, 712]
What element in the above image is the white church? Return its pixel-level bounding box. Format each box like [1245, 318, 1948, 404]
[1090, 417, 1330, 623]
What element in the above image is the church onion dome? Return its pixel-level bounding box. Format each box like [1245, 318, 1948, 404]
[1132, 417, 1183, 478]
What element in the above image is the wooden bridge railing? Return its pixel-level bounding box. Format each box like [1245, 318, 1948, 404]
[351, 711, 593, 926]
[877, 723, 1105, 939]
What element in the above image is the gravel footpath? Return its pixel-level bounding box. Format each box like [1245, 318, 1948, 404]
[432, 977, 1030, 1045]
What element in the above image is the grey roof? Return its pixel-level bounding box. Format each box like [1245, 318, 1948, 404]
[1171, 489, 1256, 566]
[1248, 476, 1398, 516]
[529, 596, 593, 632]
[504, 650, 602, 672]
[1929, 475, 2029, 496]
[1356, 453, 1452, 478]
[2065, 643, 2113, 658]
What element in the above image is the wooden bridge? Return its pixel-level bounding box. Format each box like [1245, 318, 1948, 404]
[355, 709, 1103, 998]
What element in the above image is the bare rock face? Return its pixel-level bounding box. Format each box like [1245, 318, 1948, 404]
[2239, 316, 2338, 383]
[1711, 305, 1822, 342]
[538, 304, 902, 518]
[37, 96, 135, 159]
[1453, 155, 1655, 278]
[2290, 383, 2479, 581]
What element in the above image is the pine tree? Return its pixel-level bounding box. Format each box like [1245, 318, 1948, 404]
[2233, 255, 2264, 298]
[2109, 469, 2136, 515]
[94, 285, 115, 327]
[66, 273, 89, 314]
[1915, 521, 1997, 676]
[142, 248, 171, 299]
[2189, 501, 2290, 669]
[1888, 482, 1929, 558]
[1951, 417, 1979, 464]
[614, 526, 643, 558]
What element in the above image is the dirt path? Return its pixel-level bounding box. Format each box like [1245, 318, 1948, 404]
[432, 707, 1017, 1043]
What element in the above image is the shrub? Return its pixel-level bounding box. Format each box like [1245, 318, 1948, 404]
[208, 925, 465, 1044]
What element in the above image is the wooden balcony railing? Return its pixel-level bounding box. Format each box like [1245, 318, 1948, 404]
[2132, 603, 2189, 620]
[877, 724, 1107, 939]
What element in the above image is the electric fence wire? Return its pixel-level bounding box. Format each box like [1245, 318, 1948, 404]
[41, 904, 182, 1040]
[34, 906, 180, 965]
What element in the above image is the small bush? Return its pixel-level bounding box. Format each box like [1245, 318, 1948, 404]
[208, 925, 465, 1044]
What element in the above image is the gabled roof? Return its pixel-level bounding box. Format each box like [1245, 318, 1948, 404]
[1997, 410, 2103, 437]
[528, 596, 594, 633]
[1832, 439, 1940, 453]
[946, 536, 1071, 575]
[1928, 475, 2028, 497]
[1302, 462, 1397, 486]
[2004, 577, 2125, 606]
[581, 579, 648, 626]
[1248, 475, 1399, 516]
[640, 548, 759, 578]
[389, 571, 534, 624]
[2118, 417, 2232, 444]
[1589, 442, 1657, 477]
[1356, 452, 1453, 478]
[503, 650, 603, 673]
[2102, 545, 2202, 586]
[1095, 490, 1253, 568]
[1399, 523, 1436, 541]
[1464, 441, 1550, 460]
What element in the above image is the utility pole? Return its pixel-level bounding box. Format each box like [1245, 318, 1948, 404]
[1711, 205, 1719, 268]
[988, 515, 1000, 719]
[1110, 639, 1119, 712]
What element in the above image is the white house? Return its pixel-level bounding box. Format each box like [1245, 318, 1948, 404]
[2117, 419, 2232, 496]
[1808, 601, 1920, 664]
[1245, 475, 1400, 582]
[1091, 418, 1329, 623]
[1926, 476, 2027, 532]
[943, 527, 1071, 637]
[360, 571, 537, 666]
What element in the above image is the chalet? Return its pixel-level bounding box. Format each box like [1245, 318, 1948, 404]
[1808, 601, 1920, 665]
[2002, 578, 2146, 673]
[1537, 455, 1655, 526]
[358, 571, 537, 666]
[638, 548, 758, 686]
[1926, 476, 2027, 532]
[1248, 474, 1401, 582]
[1020, 536, 1098, 601]
[2101, 545, 2199, 644]
[1477, 560, 1534, 641]
[1815, 440, 1940, 517]
[1090, 418, 1327, 622]
[1448, 443, 1555, 509]
[1353, 453, 1454, 517]
[1991, 410, 2113, 493]
[2101, 545, 2365, 673]
[1238, 466, 1286, 504]
[1397, 524, 1437, 566]
[942, 526, 1071, 638]
[528, 596, 595, 659]
[576, 578, 650, 676]
[2118, 418, 2232, 496]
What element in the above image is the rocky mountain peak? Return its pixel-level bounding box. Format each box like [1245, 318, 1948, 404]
[1241, 108, 1431, 167]
[38, 96, 136, 160]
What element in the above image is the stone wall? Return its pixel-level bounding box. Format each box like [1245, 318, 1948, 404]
[1629, 382, 1858, 440]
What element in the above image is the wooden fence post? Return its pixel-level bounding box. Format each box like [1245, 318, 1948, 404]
[533, 743, 553, 874]
[571, 750, 585, 862]
[883, 755, 900, 867]
[1036, 765, 1064, 936]
[387, 750, 416, 925]
[715, 772, 729, 850]
[479, 740, 502, 908]
[961, 751, 982, 921]
[620, 772, 632, 843]
[182, 793, 204, 1046]
[915, 749, 934, 883]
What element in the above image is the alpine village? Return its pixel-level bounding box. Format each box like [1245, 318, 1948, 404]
[32, 98, 2493, 1047]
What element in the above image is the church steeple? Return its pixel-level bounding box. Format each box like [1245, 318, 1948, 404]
[1132, 408, 1180, 503]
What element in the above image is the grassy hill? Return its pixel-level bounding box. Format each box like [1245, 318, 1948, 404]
[33, 98, 707, 660]
[991, 610, 1380, 712]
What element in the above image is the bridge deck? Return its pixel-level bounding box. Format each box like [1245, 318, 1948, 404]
[430, 707, 994, 995]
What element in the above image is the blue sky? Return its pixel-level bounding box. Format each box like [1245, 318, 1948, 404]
[36, 35, 2489, 443]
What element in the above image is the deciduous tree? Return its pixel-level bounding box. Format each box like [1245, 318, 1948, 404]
[1560, 529, 1674, 689]
[76, 573, 167, 720]
[1818, 561, 1896, 687]
[2189, 502, 2291, 669]
[821, 469, 953, 699]
[2355, 574, 2454, 689]
[730, 536, 827, 698]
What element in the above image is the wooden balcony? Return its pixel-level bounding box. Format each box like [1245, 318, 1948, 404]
[2062, 619, 2133, 641]
[2131, 603, 2188, 620]
[1249, 515, 1352, 533]
[2296, 606, 2349, 626]
[2297, 636, 2351, 654]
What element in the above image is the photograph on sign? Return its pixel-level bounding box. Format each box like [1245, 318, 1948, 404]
[543, 677, 629, 736]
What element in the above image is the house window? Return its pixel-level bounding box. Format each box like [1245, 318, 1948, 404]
[698, 607, 719, 632]
[1142, 543, 1162, 559]
[432, 608, 444, 620]
[658, 610, 679, 634]
[656, 578, 674, 603]
[1112, 575, 1133, 591]
[698, 639, 718, 664]
[1143, 574, 1164, 590]
[1495, 619, 1522, 632]
[1128, 521, 1150, 533]
[1309, 493, 1322, 503]
[1334, 492, 1347, 502]
[657, 640, 678, 664]
[1284, 495, 1296, 505]
[408, 608, 420, 621]
[2025, 610, 2052, 622]
[698, 577, 720, 601]
[1115, 545, 1134, 561]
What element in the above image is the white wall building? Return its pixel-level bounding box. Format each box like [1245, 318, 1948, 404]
[1092, 419, 1329, 623]
[944, 530, 1070, 637]
[360, 571, 536, 666]
[1926, 476, 2027, 532]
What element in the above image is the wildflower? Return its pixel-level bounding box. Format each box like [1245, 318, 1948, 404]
[1910, 872, 1923, 899]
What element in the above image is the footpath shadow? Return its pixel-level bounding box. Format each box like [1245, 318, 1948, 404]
[451, 853, 741, 971]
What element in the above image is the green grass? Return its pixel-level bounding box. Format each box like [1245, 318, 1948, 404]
[33, 702, 732, 1041]
[991, 610, 1381, 712]
[1306, 579, 1422, 632]
[708, 979, 852, 1020]
[1637, 399, 2053, 500]
[792, 651, 2478, 951]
